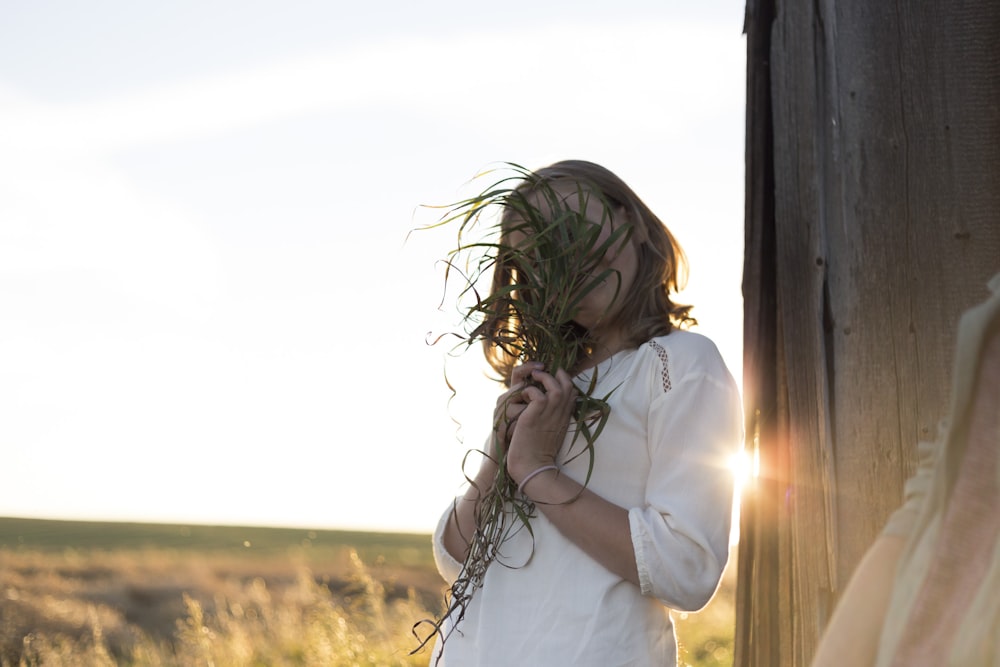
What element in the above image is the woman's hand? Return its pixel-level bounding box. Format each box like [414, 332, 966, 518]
[506, 367, 577, 480]
[442, 360, 547, 563]
[491, 361, 543, 458]
[496, 366, 640, 585]
[452, 362, 640, 587]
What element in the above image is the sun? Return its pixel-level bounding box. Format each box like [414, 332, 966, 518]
[729, 448, 758, 492]
[726, 448, 759, 545]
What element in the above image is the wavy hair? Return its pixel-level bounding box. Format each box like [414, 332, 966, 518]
[483, 160, 695, 383]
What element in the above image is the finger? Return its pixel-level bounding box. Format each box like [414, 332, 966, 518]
[494, 396, 526, 419]
[554, 368, 577, 394]
[510, 361, 541, 384]
[501, 379, 532, 404]
[496, 386, 526, 413]
[506, 403, 527, 420]
[498, 405, 526, 436]
[521, 385, 547, 404]
[510, 361, 544, 385]
[504, 411, 521, 435]
[529, 369, 568, 400]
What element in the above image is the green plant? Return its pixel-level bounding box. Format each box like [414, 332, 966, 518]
[412, 164, 631, 654]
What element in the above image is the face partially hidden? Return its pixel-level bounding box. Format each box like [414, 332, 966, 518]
[508, 183, 639, 343]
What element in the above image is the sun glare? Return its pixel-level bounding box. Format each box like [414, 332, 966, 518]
[727, 448, 758, 545]
[729, 448, 758, 491]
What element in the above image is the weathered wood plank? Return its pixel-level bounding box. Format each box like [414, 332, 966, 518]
[735, 0, 780, 663]
[736, 1, 1000, 665]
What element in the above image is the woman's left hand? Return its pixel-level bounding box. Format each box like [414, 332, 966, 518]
[505, 367, 577, 480]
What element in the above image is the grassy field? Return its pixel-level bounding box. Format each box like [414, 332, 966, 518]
[0, 517, 734, 666]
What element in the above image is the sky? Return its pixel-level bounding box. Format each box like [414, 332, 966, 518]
[1, 1, 747, 534]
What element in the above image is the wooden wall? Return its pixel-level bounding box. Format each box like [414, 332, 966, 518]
[735, 1, 1000, 664]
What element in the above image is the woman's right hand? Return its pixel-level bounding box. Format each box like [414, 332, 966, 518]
[491, 361, 544, 459]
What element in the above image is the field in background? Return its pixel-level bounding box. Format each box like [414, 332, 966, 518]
[0, 517, 734, 666]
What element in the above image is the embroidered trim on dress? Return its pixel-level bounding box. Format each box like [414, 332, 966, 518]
[648, 340, 672, 392]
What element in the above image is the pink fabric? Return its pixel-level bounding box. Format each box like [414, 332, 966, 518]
[891, 328, 1000, 666]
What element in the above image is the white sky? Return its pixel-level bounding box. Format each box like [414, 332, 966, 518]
[1, 1, 746, 534]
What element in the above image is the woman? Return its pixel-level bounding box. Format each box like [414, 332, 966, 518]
[429, 160, 743, 666]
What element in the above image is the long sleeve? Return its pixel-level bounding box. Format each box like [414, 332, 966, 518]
[629, 368, 743, 611]
[432, 500, 464, 584]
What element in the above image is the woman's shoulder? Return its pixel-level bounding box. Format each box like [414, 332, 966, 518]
[636, 329, 732, 387]
[641, 329, 724, 363]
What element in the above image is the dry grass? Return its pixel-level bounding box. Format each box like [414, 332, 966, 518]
[0, 521, 735, 666]
[0, 546, 438, 666]
[673, 547, 738, 667]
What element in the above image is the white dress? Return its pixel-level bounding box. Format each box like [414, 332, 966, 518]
[431, 330, 744, 667]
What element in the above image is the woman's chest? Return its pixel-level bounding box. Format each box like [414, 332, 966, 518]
[558, 381, 652, 506]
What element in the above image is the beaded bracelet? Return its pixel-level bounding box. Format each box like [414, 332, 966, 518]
[517, 464, 560, 495]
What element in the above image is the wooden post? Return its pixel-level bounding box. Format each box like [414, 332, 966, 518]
[736, 1, 1000, 664]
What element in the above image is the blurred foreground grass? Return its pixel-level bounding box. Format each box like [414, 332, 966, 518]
[0, 517, 734, 666]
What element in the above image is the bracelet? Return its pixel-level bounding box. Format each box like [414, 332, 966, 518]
[517, 464, 560, 495]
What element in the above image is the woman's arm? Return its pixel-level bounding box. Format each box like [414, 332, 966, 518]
[442, 453, 640, 586]
[504, 366, 640, 585]
[508, 462, 640, 585]
[440, 455, 499, 563]
[810, 534, 906, 667]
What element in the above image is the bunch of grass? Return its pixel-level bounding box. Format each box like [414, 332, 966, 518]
[413, 164, 630, 655]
